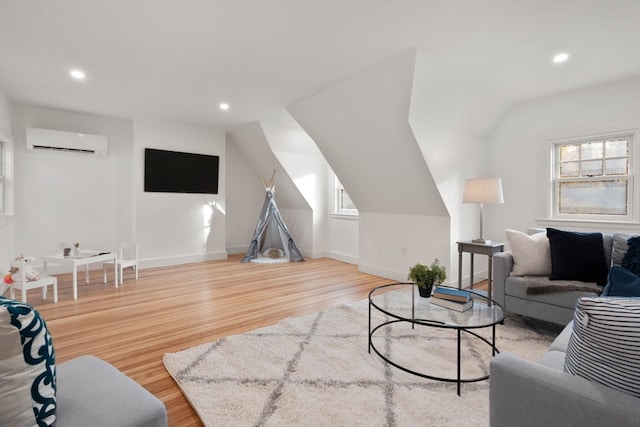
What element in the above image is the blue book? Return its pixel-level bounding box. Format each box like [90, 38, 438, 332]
[432, 286, 471, 302]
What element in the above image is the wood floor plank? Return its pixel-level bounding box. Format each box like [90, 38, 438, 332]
[21, 254, 393, 426]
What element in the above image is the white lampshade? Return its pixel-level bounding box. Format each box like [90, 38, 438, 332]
[463, 178, 504, 204]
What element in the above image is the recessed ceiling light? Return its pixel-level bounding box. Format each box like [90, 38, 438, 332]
[553, 53, 570, 63]
[70, 69, 86, 80]
[219, 103, 230, 111]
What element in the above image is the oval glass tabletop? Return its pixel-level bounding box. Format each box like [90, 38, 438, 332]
[369, 283, 505, 329]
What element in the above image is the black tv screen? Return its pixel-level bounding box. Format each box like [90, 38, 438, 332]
[144, 148, 219, 194]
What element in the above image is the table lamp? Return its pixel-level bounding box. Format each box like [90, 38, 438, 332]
[463, 178, 504, 244]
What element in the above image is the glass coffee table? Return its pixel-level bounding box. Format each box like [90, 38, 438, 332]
[368, 283, 505, 395]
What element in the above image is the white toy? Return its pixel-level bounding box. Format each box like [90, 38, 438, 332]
[9, 256, 41, 282]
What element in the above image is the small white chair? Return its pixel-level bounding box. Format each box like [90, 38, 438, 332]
[9, 258, 58, 303]
[103, 243, 138, 285]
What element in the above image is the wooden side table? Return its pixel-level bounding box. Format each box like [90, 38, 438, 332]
[456, 240, 505, 304]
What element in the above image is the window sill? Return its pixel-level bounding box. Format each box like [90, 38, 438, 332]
[536, 218, 640, 233]
[329, 213, 359, 221]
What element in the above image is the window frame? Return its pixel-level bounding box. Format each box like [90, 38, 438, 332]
[550, 131, 636, 223]
[334, 176, 358, 216]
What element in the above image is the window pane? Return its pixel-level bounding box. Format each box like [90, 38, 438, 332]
[560, 161, 579, 177]
[605, 158, 628, 175]
[559, 180, 627, 215]
[560, 144, 579, 161]
[580, 142, 603, 160]
[605, 139, 628, 158]
[340, 188, 356, 210]
[581, 160, 603, 176]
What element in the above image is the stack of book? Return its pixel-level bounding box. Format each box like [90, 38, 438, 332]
[430, 286, 473, 312]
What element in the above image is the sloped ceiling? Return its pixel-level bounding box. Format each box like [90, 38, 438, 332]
[227, 122, 310, 210]
[289, 49, 448, 217]
[0, 1, 638, 132]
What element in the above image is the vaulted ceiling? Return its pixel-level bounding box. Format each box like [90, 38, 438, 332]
[0, 0, 638, 132]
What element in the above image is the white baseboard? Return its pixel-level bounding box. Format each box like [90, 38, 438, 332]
[358, 263, 405, 282]
[226, 246, 248, 255]
[324, 251, 359, 265]
[140, 251, 228, 270]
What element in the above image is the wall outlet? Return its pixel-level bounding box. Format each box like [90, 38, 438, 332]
[401, 246, 407, 256]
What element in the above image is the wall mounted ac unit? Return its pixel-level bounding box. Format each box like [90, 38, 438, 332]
[26, 127, 108, 155]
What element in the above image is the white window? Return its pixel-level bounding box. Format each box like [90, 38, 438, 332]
[551, 132, 635, 221]
[335, 177, 357, 215]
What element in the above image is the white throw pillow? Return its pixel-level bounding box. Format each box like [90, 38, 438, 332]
[504, 229, 552, 276]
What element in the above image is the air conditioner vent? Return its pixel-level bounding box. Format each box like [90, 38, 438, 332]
[26, 128, 108, 156]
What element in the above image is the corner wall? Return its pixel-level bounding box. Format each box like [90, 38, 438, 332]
[487, 76, 640, 238]
[289, 49, 451, 281]
[12, 105, 133, 272]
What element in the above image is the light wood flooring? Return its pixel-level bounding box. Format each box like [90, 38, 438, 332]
[20, 254, 398, 426]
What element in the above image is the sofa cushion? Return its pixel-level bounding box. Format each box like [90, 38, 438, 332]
[0, 297, 56, 425]
[564, 297, 640, 398]
[548, 320, 574, 353]
[505, 229, 552, 276]
[621, 236, 640, 277]
[539, 350, 566, 371]
[612, 233, 639, 267]
[547, 228, 608, 286]
[57, 355, 167, 427]
[505, 276, 599, 309]
[603, 266, 640, 297]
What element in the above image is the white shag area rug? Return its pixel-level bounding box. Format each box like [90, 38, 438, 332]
[163, 288, 562, 426]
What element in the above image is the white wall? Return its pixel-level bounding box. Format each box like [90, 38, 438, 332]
[226, 122, 313, 256]
[262, 122, 329, 258]
[487, 76, 640, 240]
[409, 48, 509, 285]
[0, 89, 15, 295]
[225, 140, 265, 254]
[6, 107, 226, 274]
[134, 120, 226, 267]
[12, 105, 132, 273]
[289, 49, 451, 280]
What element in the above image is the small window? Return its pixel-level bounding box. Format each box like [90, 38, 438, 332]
[552, 133, 634, 221]
[335, 177, 357, 215]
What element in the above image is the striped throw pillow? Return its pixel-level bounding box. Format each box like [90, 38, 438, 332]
[564, 297, 640, 398]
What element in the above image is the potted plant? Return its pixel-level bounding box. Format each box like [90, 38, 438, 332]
[408, 259, 447, 297]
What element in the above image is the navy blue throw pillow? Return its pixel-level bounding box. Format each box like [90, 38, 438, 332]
[602, 266, 640, 297]
[621, 236, 640, 277]
[546, 228, 608, 286]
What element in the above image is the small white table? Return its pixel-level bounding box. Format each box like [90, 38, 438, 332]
[43, 251, 117, 300]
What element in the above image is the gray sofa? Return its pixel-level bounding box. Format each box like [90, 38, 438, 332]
[0, 295, 167, 427]
[493, 233, 617, 325]
[490, 320, 640, 427]
[56, 355, 168, 427]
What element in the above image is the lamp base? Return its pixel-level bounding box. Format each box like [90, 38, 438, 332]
[472, 238, 491, 244]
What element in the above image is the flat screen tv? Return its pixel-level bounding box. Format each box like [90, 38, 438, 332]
[144, 148, 219, 194]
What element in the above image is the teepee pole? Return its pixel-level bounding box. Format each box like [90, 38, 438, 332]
[267, 169, 277, 191]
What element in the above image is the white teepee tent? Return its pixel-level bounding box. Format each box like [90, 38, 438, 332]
[241, 171, 305, 263]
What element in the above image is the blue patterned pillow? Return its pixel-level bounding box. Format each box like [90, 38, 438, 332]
[0, 297, 56, 425]
[621, 236, 640, 277]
